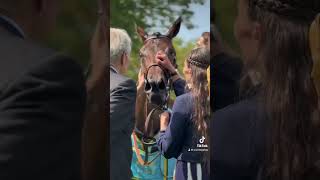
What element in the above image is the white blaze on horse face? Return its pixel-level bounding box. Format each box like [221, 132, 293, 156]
[146, 66, 165, 84]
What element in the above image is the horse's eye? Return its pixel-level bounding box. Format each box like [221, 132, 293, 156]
[139, 52, 144, 58]
[168, 50, 175, 57]
[168, 52, 176, 60]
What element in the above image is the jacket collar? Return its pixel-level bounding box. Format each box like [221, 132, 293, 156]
[110, 65, 119, 74]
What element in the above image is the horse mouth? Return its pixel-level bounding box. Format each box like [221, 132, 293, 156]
[147, 93, 166, 106]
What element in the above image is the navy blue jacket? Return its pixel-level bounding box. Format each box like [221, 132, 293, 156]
[172, 78, 186, 96]
[157, 93, 207, 163]
[211, 98, 267, 180]
[212, 96, 320, 180]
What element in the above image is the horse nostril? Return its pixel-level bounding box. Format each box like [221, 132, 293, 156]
[158, 79, 166, 90]
[145, 79, 166, 93]
[145, 81, 152, 92]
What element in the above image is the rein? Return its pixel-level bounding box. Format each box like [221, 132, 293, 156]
[142, 63, 172, 140]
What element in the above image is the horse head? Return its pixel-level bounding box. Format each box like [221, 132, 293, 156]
[136, 17, 182, 106]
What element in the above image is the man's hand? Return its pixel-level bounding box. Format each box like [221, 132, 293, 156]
[160, 111, 170, 131]
[137, 69, 144, 97]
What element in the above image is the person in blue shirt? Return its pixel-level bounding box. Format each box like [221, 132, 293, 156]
[156, 47, 210, 180]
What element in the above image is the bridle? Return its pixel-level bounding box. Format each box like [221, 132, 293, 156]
[133, 32, 177, 166]
[143, 64, 172, 107]
[141, 32, 177, 109]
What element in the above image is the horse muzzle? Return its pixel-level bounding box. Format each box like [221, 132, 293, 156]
[144, 79, 168, 106]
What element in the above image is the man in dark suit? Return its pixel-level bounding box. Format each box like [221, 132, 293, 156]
[110, 28, 136, 180]
[0, 1, 88, 179]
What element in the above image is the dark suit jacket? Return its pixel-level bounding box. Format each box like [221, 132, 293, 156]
[0, 23, 86, 179]
[212, 53, 243, 111]
[110, 68, 136, 180]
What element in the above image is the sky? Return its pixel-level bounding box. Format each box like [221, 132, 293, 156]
[147, 0, 210, 43]
[176, 0, 210, 42]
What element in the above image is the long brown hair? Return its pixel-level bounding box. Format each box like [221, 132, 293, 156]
[186, 47, 210, 167]
[246, 0, 320, 179]
[187, 48, 210, 137]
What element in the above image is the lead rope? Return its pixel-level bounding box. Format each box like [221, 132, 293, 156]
[144, 77, 172, 179]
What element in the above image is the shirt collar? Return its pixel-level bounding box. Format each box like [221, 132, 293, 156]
[110, 65, 119, 74]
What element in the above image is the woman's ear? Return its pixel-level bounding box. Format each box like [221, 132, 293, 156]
[187, 66, 192, 74]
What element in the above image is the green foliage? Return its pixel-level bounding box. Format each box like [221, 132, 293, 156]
[111, 0, 204, 80]
[45, 0, 204, 72]
[214, 0, 239, 52]
[111, 0, 204, 56]
[46, 0, 97, 67]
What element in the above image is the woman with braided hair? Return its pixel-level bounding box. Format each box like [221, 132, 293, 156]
[156, 47, 210, 180]
[212, 0, 320, 180]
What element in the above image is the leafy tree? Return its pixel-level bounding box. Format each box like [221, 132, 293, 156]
[111, 0, 204, 50]
[46, 0, 97, 67]
[45, 0, 205, 74]
[214, 0, 239, 52]
[111, 0, 205, 79]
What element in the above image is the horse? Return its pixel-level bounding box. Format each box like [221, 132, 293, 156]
[131, 17, 182, 180]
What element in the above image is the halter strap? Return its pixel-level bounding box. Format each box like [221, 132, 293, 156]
[144, 32, 171, 43]
[137, 32, 174, 148]
[143, 64, 172, 109]
[144, 64, 171, 82]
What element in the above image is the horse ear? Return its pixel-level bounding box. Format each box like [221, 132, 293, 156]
[136, 26, 148, 42]
[166, 16, 182, 39]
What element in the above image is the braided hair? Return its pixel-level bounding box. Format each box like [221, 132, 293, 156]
[245, 0, 320, 179]
[187, 47, 210, 170]
[249, 0, 319, 21]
